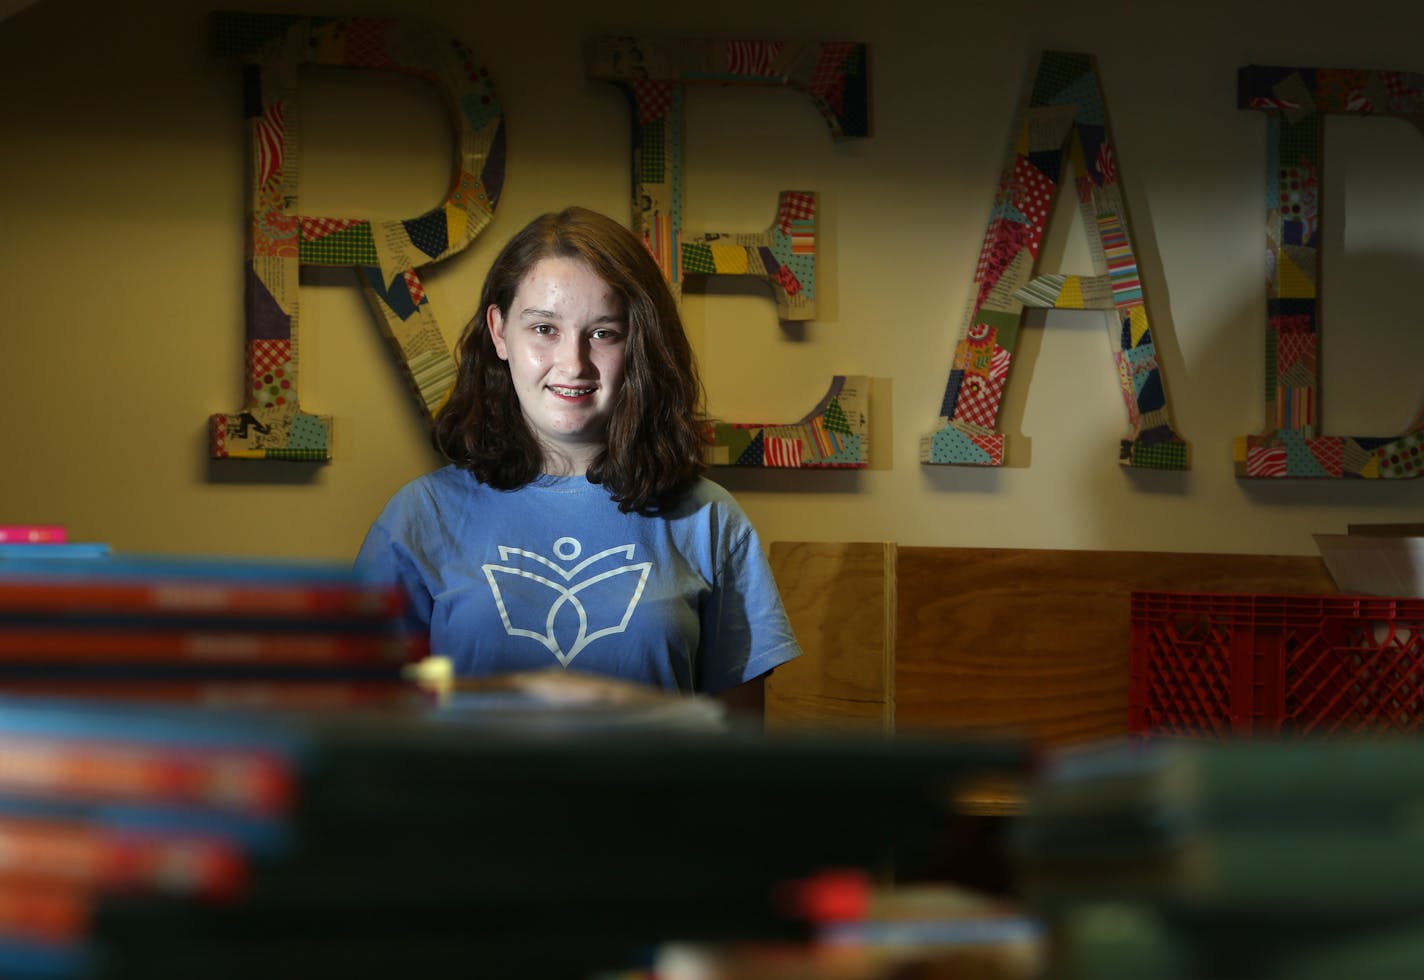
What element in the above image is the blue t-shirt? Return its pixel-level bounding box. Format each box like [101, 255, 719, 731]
[354, 466, 801, 694]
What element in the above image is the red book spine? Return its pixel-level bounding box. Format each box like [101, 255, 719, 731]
[0, 679, 425, 711]
[0, 526, 67, 544]
[0, 629, 427, 665]
[0, 580, 405, 619]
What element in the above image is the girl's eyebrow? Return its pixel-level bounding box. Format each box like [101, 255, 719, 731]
[518, 307, 624, 325]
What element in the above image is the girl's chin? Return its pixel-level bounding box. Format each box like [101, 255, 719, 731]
[543, 422, 610, 443]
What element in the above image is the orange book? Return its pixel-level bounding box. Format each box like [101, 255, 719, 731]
[0, 735, 293, 816]
[0, 816, 245, 901]
[0, 874, 90, 944]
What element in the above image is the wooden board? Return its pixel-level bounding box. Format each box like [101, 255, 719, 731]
[766, 541, 896, 733]
[892, 547, 1337, 745]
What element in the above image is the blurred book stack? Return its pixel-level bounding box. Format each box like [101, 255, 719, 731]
[0, 528, 1034, 978]
[0, 692, 1029, 979]
[1010, 738, 1424, 979]
[0, 695, 303, 978]
[0, 533, 428, 712]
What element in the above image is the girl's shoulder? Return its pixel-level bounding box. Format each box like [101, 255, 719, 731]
[663, 477, 753, 526]
[377, 465, 483, 518]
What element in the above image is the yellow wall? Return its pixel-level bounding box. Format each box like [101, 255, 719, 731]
[2, 0, 1422, 562]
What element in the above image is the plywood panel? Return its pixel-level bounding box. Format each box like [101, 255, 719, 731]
[893, 547, 1337, 746]
[766, 541, 896, 733]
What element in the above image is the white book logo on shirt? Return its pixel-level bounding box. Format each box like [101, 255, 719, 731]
[481, 536, 652, 666]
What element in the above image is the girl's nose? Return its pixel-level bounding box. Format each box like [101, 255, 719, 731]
[554, 334, 592, 374]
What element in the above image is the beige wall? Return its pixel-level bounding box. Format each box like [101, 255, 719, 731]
[2, 0, 1421, 562]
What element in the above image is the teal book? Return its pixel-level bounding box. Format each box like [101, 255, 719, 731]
[0, 542, 110, 561]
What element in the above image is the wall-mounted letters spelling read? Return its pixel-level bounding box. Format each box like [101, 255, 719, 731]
[921, 51, 1190, 471]
[588, 38, 872, 468]
[208, 12, 504, 461]
[1237, 66, 1424, 479]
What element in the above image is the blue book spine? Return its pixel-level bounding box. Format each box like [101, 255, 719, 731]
[0, 544, 111, 562]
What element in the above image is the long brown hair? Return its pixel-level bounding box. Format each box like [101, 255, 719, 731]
[433, 207, 708, 514]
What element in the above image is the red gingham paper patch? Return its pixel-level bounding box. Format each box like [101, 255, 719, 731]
[777, 193, 815, 234]
[952, 374, 1005, 430]
[631, 80, 674, 124]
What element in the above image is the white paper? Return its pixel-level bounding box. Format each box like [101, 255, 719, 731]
[1313, 534, 1424, 597]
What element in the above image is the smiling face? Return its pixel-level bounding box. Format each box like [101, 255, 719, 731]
[487, 256, 629, 475]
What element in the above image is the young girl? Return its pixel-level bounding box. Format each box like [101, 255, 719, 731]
[355, 207, 801, 715]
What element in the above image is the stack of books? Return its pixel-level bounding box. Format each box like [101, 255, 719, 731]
[1010, 738, 1424, 979]
[0, 693, 1030, 979]
[0, 538, 426, 713]
[0, 530, 1036, 978]
[0, 695, 303, 978]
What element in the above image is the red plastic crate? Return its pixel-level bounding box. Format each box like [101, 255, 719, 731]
[1129, 591, 1424, 738]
